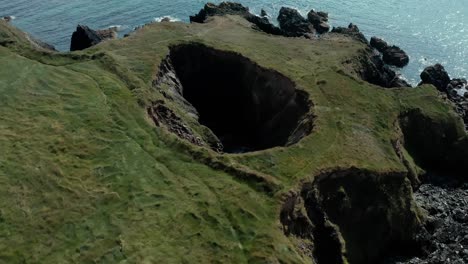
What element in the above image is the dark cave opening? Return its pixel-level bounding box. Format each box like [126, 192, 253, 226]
[167, 43, 313, 153]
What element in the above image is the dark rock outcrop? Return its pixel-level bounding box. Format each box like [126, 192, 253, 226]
[260, 9, 268, 17]
[383, 46, 410, 67]
[2, 16, 13, 23]
[370, 37, 389, 53]
[70, 25, 117, 51]
[190, 2, 249, 22]
[331, 23, 368, 44]
[419, 64, 451, 92]
[282, 168, 423, 264]
[190, 2, 284, 36]
[277, 7, 315, 38]
[307, 10, 330, 34]
[357, 50, 411, 88]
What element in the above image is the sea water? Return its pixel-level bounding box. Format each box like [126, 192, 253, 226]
[1, 0, 466, 84]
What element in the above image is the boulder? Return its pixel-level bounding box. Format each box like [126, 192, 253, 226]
[382, 45, 409, 67]
[419, 64, 451, 92]
[331, 23, 368, 44]
[307, 10, 330, 34]
[260, 9, 268, 17]
[370, 37, 389, 53]
[70, 25, 117, 51]
[2, 16, 13, 22]
[278, 7, 315, 38]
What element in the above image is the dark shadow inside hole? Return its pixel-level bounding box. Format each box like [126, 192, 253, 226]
[168, 43, 312, 153]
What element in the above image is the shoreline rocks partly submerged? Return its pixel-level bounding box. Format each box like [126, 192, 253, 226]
[70, 25, 117, 51]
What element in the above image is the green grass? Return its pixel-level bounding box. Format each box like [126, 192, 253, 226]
[0, 16, 465, 263]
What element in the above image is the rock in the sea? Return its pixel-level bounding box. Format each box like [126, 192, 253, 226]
[278, 7, 315, 38]
[70, 25, 117, 51]
[307, 10, 330, 34]
[331, 23, 368, 44]
[382, 45, 409, 67]
[419, 64, 451, 92]
[260, 9, 268, 17]
[190, 2, 283, 36]
[2, 16, 13, 22]
[190, 2, 250, 23]
[358, 51, 411, 88]
[370, 37, 389, 53]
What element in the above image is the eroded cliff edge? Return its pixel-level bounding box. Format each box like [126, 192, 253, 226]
[0, 4, 467, 263]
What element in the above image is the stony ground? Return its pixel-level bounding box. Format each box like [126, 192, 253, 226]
[389, 176, 468, 264]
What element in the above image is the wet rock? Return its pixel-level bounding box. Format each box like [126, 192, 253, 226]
[419, 64, 451, 92]
[357, 51, 411, 88]
[278, 7, 315, 38]
[260, 9, 268, 17]
[2, 16, 13, 22]
[307, 10, 330, 34]
[370, 36, 389, 52]
[70, 25, 117, 51]
[331, 23, 368, 44]
[383, 45, 410, 67]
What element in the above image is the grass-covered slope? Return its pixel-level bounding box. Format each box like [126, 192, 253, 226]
[0, 16, 466, 263]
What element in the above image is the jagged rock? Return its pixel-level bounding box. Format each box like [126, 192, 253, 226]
[370, 36, 389, 52]
[419, 64, 451, 92]
[2, 16, 13, 23]
[246, 15, 284, 35]
[307, 10, 330, 34]
[190, 2, 283, 36]
[278, 7, 315, 38]
[383, 45, 409, 67]
[70, 25, 117, 51]
[357, 50, 410, 88]
[331, 23, 368, 44]
[190, 2, 249, 23]
[260, 9, 268, 17]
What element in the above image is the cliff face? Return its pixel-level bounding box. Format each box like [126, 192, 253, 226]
[0, 10, 466, 264]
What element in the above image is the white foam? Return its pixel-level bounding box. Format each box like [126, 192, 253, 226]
[107, 25, 128, 32]
[153, 16, 181, 23]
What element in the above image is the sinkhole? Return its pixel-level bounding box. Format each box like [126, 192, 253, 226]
[163, 43, 313, 153]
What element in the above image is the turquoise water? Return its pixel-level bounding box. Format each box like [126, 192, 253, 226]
[2, 0, 467, 84]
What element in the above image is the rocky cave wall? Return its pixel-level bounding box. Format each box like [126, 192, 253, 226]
[151, 43, 314, 153]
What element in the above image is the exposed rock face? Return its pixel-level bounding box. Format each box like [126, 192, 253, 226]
[190, 2, 284, 36]
[356, 50, 411, 88]
[281, 168, 423, 264]
[383, 46, 410, 67]
[387, 175, 468, 264]
[370, 36, 389, 52]
[260, 9, 268, 17]
[151, 43, 314, 153]
[399, 109, 468, 178]
[331, 23, 368, 44]
[277, 7, 315, 38]
[70, 25, 117, 51]
[190, 2, 250, 22]
[307, 10, 330, 34]
[419, 64, 451, 92]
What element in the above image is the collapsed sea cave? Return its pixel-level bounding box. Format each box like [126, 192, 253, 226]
[154, 43, 314, 153]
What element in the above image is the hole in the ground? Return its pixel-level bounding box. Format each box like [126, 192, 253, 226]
[167, 43, 313, 153]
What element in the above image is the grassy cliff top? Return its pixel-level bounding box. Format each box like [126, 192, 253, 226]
[0, 16, 465, 263]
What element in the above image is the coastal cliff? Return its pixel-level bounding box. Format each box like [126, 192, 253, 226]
[0, 3, 466, 263]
